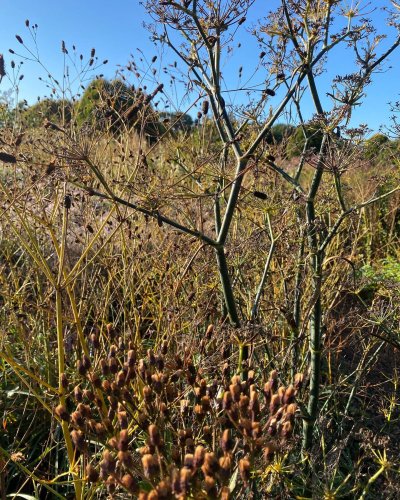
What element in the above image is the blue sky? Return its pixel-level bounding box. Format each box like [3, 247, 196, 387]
[1, 0, 400, 133]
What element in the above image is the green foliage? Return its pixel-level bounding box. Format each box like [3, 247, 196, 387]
[361, 257, 400, 284]
[159, 111, 194, 131]
[286, 124, 324, 158]
[364, 133, 390, 160]
[265, 123, 295, 144]
[21, 98, 72, 128]
[75, 78, 164, 137]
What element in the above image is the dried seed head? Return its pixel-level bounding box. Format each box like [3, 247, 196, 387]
[90, 333, 100, 349]
[82, 355, 91, 371]
[76, 359, 86, 377]
[151, 373, 163, 393]
[147, 349, 156, 366]
[202, 452, 219, 476]
[77, 403, 91, 419]
[283, 385, 295, 405]
[100, 358, 109, 376]
[89, 372, 101, 388]
[202, 100, 209, 115]
[118, 411, 128, 429]
[55, 404, 70, 422]
[222, 391, 233, 411]
[70, 430, 85, 451]
[281, 420, 293, 439]
[118, 429, 129, 451]
[60, 373, 68, 389]
[83, 389, 95, 402]
[183, 453, 194, 470]
[143, 385, 153, 404]
[269, 394, 280, 415]
[221, 486, 231, 500]
[294, 373, 304, 391]
[219, 455, 232, 481]
[193, 445, 205, 468]
[221, 429, 233, 453]
[249, 390, 260, 417]
[157, 479, 171, 498]
[148, 424, 161, 447]
[73, 385, 83, 402]
[204, 476, 217, 496]
[101, 450, 116, 475]
[127, 349, 136, 367]
[102, 379, 111, 394]
[229, 383, 241, 402]
[0, 54, 5, 79]
[180, 467, 191, 494]
[142, 454, 159, 478]
[121, 473, 138, 494]
[109, 357, 118, 374]
[118, 450, 134, 468]
[252, 422, 262, 439]
[239, 457, 251, 484]
[106, 475, 116, 494]
[263, 443, 277, 462]
[116, 370, 126, 387]
[267, 417, 277, 436]
[71, 410, 84, 428]
[86, 463, 99, 483]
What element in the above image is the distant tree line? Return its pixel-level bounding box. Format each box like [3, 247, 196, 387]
[3, 78, 400, 160]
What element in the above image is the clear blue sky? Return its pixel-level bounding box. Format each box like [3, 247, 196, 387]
[1, 0, 399, 133]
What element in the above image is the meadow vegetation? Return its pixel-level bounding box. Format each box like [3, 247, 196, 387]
[1, 1, 400, 498]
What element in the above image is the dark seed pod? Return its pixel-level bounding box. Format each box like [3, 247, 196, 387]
[121, 473, 138, 494]
[60, 373, 68, 389]
[0, 152, 17, 164]
[239, 457, 251, 484]
[71, 430, 85, 451]
[86, 463, 99, 483]
[55, 404, 70, 422]
[253, 191, 268, 200]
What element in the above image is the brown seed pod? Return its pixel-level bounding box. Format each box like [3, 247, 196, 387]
[221, 486, 231, 499]
[294, 373, 304, 391]
[193, 445, 205, 468]
[239, 457, 251, 484]
[71, 410, 84, 428]
[283, 385, 296, 405]
[148, 424, 161, 447]
[70, 430, 85, 451]
[201, 452, 219, 476]
[263, 443, 277, 462]
[86, 463, 99, 483]
[121, 473, 138, 494]
[142, 454, 159, 478]
[221, 429, 234, 453]
[269, 394, 281, 415]
[101, 450, 116, 475]
[118, 429, 129, 451]
[55, 404, 70, 422]
[204, 476, 217, 496]
[180, 467, 191, 494]
[60, 373, 68, 389]
[118, 411, 128, 430]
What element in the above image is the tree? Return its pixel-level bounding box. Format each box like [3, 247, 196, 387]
[75, 77, 164, 137]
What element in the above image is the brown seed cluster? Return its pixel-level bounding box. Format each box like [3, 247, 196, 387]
[55, 327, 302, 497]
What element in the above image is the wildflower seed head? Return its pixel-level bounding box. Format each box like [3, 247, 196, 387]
[86, 463, 99, 483]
